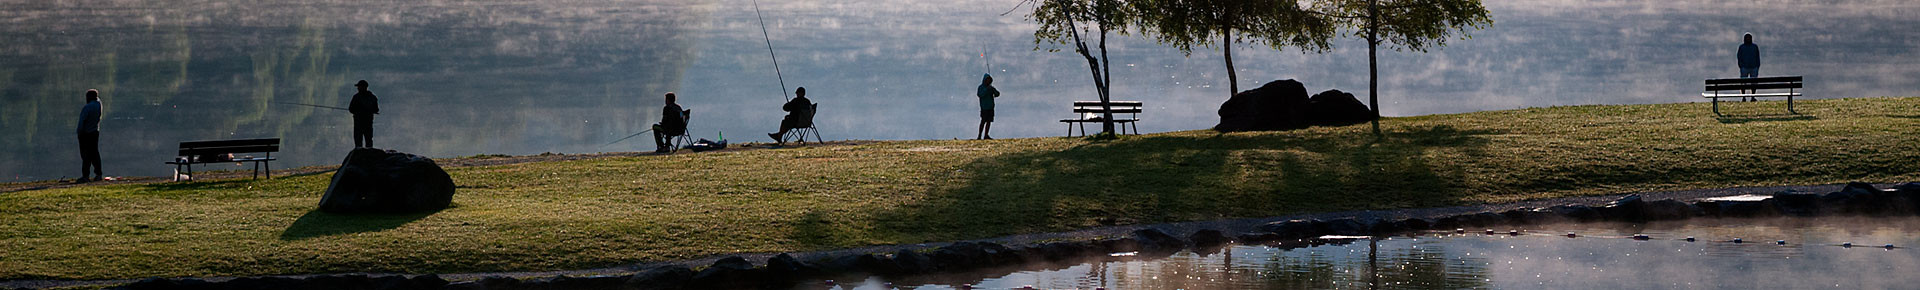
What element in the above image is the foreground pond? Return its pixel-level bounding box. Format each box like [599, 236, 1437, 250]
[814, 217, 1920, 289]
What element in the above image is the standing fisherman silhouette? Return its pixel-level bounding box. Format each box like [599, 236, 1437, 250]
[653, 92, 687, 153]
[1737, 33, 1762, 101]
[975, 74, 1000, 140]
[348, 80, 380, 148]
[768, 87, 812, 143]
[75, 89, 104, 183]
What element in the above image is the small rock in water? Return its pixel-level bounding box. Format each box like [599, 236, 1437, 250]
[1777, 240, 1788, 245]
[1565, 232, 1577, 238]
[1732, 238, 1744, 243]
[1685, 236, 1697, 242]
[1842, 242, 1853, 247]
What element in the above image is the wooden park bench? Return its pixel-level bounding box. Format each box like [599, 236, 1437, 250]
[1703, 76, 1802, 115]
[163, 138, 280, 181]
[1060, 101, 1142, 137]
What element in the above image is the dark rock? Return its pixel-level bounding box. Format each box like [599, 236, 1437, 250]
[822, 253, 891, 273]
[976, 242, 1023, 266]
[1597, 194, 1647, 220]
[1770, 191, 1821, 216]
[222, 276, 304, 290]
[1305, 89, 1378, 126]
[1323, 218, 1373, 235]
[536, 275, 627, 290]
[1260, 219, 1327, 239]
[627, 265, 694, 290]
[1500, 208, 1551, 224]
[115, 278, 217, 290]
[1396, 218, 1434, 231]
[1189, 229, 1230, 248]
[319, 148, 457, 213]
[1453, 212, 1508, 227]
[1430, 216, 1463, 230]
[1096, 237, 1140, 253]
[892, 249, 937, 274]
[1368, 219, 1407, 234]
[1236, 232, 1281, 243]
[765, 253, 819, 278]
[389, 275, 450, 290]
[1543, 205, 1601, 221]
[691, 256, 762, 288]
[1132, 228, 1186, 253]
[1697, 199, 1771, 218]
[1029, 242, 1087, 261]
[1641, 200, 1700, 221]
[1823, 182, 1886, 214]
[470, 276, 525, 290]
[1214, 79, 1311, 132]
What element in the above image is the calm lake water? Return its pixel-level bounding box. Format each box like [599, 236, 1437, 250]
[815, 217, 1920, 289]
[3, 0, 1917, 180]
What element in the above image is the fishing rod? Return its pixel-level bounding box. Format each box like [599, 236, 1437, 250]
[600, 128, 655, 148]
[274, 101, 348, 111]
[753, 0, 790, 101]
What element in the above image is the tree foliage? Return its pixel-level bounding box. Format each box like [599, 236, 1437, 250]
[1130, 0, 1335, 97]
[1313, 0, 1491, 135]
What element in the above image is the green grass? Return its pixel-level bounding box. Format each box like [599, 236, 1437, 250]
[4, 97, 1919, 280]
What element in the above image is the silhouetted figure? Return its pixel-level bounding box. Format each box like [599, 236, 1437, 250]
[652, 92, 688, 153]
[348, 80, 380, 148]
[768, 87, 813, 143]
[1738, 33, 1761, 101]
[76, 89, 103, 182]
[975, 74, 1000, 140]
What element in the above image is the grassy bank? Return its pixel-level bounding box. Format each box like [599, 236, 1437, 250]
[4, 98, 1919, 280]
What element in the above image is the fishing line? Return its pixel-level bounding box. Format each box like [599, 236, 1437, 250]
[753, 0, 790, 101]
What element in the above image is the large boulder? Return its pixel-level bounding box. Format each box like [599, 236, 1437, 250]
[319, 148, 456, 214]
[1306, 89, 1378, 125]
[1214, 79, 1311, 132]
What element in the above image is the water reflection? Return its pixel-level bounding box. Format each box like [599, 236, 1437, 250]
[829, 218, 1920, 289]
[5, 0, 1918, 180]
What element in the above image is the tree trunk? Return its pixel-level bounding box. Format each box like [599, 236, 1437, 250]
[1367, 0, 1382, 136]
[1098, 25, 1116, 135]
[1224, 26, 1238, 98]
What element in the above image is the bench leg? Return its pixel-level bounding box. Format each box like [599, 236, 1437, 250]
[1788, 89, 1797, 114]
[1712, 98, 1720, 116]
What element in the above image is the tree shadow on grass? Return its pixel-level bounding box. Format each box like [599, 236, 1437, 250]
[279, 208, 442, 240]
[870, 125, 1499, 242]
[1716, 115, 1818, 124]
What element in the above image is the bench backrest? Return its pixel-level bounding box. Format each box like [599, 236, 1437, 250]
[1073, 101, 1143, 114]
[178, 138, 281, 156]
[1706, 76, 1802, 91]
[1073, 101, 1143, 108]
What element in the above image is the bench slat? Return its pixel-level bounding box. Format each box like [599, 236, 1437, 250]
[1700, 93, 1802, 98]
[1072, 101, 1142, 107]
[1072, 108, 1144, 114]
[1705, 76, 1802, 84]
[179, 145, 279, 156]
[179, 138, 280, 149]
[1706, 82, 1802, 91]
[1060, 119, 1140, 123]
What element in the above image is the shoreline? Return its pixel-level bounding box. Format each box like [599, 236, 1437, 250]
[0, 182, 1869, 289]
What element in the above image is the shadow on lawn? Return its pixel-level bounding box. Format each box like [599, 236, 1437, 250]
[1716, 115, 1818, 124]
[870, 125, 1499, 241]
[279, 208, 441, 240]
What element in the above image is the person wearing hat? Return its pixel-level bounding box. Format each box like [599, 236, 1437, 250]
[348, 80, 380, 148]
[975, 74, 1001, 140]
[768, 87, 812, 143]
[75, 89, 105, 182]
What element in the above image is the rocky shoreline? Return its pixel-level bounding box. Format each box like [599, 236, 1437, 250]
[9, 182, 1915, 290]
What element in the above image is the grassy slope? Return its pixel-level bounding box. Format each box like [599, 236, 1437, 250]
[3, 98, 1918, 280]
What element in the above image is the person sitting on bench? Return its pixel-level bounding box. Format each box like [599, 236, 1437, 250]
[768, 87, 813, 143]
[652, 92, 687, 153]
